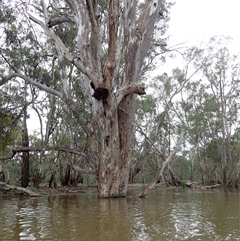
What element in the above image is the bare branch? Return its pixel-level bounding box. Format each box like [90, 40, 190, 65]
[72, 164, 96, 174]
[41, 0, 49, 24]
[116, 84, 146, 105]
[102, 0, 119, 89]
[0, 73, 18, 86]
[65, 0, 76, 12]
[48, 15, 74, 28]
[41, 0, 75, 27]
[0, 146, 87, 161]
[132, 0, 162, 82]
[138, 130, 184, 197]
[0, 72, 63, 99]
[86, 0, 103, 63]
[123, 0, 162, 86]
[28, 14, 101, 84]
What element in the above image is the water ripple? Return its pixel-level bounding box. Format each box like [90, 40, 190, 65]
[0, 189, 239, 241]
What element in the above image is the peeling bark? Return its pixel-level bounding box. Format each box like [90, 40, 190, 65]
[23, 0, 164, 197]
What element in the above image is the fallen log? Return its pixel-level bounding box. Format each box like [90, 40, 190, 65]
[179, 180, 197, 187]
[0, 182, 43, 197]
[178, 181, 221, 189]
[201, 184, 221, 189]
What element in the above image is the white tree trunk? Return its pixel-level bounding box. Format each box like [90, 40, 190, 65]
[27, 0, 162, 197]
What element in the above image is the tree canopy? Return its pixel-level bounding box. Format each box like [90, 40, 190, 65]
[1, 0, 239, 196]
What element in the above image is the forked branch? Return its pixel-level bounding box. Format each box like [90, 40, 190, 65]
[28, 14, 101, 85]
[116, 84, 146, 104]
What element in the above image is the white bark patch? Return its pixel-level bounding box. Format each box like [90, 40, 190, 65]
[127, 19, 136, 45]
[149, 2, 158, 16]
[103, 186, 107, 193]
[61, 68, 69, 96]
[77, 24, 85, 50]
[130, 1, 134, 8]
[101, 172, 105, 178]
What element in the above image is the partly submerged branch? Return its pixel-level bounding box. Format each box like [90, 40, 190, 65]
[0, 182, 43, 197]
[138, 130, 184, 198]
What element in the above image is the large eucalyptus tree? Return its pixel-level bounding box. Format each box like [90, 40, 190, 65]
[1, 0, 166, 197]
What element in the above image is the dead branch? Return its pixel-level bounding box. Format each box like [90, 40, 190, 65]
[71, 164, 96, 174]
[0, 146, 87, 161]
[0, 182, 43, 197]
[48, 15, 74, 28]
[138, 130, 184, 198]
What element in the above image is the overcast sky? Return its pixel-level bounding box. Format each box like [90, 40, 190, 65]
[152, 0, 240, 74]
[28, 1, 240, 133]
[167, 0, 240, 50]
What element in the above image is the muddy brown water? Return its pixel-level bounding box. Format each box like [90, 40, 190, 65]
[0, 188, 239, 241]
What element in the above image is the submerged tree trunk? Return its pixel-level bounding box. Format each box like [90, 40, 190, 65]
[94, 1, 161, 197]
[97, 113, 121, 196]
[97, 94, 135, 197]
[21, 84, 29, 188]
[197, 148, 206, 185]
[49, 173, 57, 188]
[0, 160, 5, 182]
[168, 164, 179, 186]
[21, 149, 29, 188]
[26, 0, 163, 197]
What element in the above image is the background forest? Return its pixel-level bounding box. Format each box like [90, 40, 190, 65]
[1, 0, 240, 193]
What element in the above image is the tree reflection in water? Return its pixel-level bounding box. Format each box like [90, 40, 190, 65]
[0, 188, 239, 241]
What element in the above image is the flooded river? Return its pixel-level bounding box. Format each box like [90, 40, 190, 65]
[0, 188, 239, 241]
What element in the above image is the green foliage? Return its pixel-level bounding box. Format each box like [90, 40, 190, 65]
[180, 182, 186, 188]
[0, 7, 16, 24]
[206, 139, 222, 163]
[137, 94, 156, 117]
[0, 89, 22, 154]
[0, 0, 239, 188]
